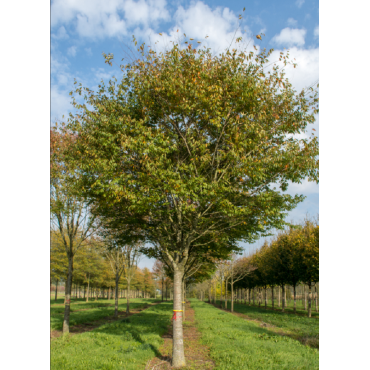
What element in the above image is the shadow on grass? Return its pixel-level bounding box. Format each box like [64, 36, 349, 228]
[51, 301, 174, 370]
[50, 299, 161, 331]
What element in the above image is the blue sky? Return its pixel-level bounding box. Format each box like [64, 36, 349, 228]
[50, 0, 319, 269]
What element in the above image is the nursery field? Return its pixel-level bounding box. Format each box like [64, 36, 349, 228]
[51, 298, 319, 369]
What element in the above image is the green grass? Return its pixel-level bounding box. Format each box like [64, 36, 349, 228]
[222, 298, 319, 317]
[214, 300, 319, 349]
[51, 298, 161, 331]
[191, 299, 319, 370]
[51, 301, 173, 370]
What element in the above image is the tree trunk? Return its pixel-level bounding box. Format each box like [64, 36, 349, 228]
[114, 275, 119, 318]
[224, 280, 228, 309]
[172, 268, 186, 368]
[315, 285, 318, 312]
[126, 280, 131, 314]
[86, 273, 90, 302]
[162, 277, 164, 302]
[252, 288, 255, 305]
[278, 286, 280, 307]
[220, 279, 223, 308]
[308, 282, 312, 318]
[271, 286, 274, 309]
[264, 286, 267, 309]
[231, 282, 234, 312]
[282, 285, 285, 313]
[258, 288, 261, 308]
[248, 288, 251, 305]
[55, 279, 58, 301]
[62, 254, 73, 334]
[213, 280, 216, 304]
[293, 285, 297, 313]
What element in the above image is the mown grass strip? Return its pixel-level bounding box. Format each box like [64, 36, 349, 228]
[51, 301, 173, 370]
[211, 300, 319, 348]
[50, 298, 161, 331]
[191, 299, 318, 370]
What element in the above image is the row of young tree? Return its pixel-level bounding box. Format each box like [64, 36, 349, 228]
[191, 219, 319, 317]
[51, 17, 319, 366]
[51, 232, 156, 301]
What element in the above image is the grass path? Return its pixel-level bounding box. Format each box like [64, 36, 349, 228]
[145, 301, 214, 369]
[208, 300, 319, 349]
[191, 299, 319, 370]
[51, 301, 173, 370]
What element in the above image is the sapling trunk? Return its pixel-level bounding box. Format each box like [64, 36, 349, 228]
[231, 282, 234, 312]
[55, 279, 58, 301]
[258, 288, 261, 308]
[114, 275, 119, 318]
[213, 280, 216, 304]
[63, 255, 73, 334]
[271, 286, 274, 309]
[264, 286, 267, 309]
[126, 280, 131, 314]
[308, 282, 312, 318]
[172, 268, 186, 367]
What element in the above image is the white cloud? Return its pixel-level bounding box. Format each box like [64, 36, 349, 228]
[173, 2, 245, 53]
[271, 27, 306, 47]
[296, 0, 305, 8]
[287, 18, 297, 27]
[51, 26, 69, 40]
[51, 0, 169, 39]
[314, 25, 319, 38]
[67, 45, 77, 57]
[268, 46, 319, 96]
[51, 85, 73, 122]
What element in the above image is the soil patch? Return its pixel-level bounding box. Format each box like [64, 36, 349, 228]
[145, 301, 215, 369]
[51, 302, 161, 340]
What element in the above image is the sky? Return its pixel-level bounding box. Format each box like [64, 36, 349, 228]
[50, 0, 319, 270]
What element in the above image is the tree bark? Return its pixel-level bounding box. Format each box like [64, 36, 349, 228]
[278, 286, 280, 307]
[282, 285, 285, 313]
[271, 286, 274, 309]
[86, 273, 90, 302]
[114, 275, 119, 318]
[126, 280, 131, 314]
[315, 285, 318, 312]
[55, 279, 58, 301]
[308, 282, 312, 318]
[172, 268, 186, 368]
[293, 285, 297, 313]
[62, 254, 73, 334]
[213, 280, 216, 304]
[264, 286, 267, 309]
[231, 282, 234, 312]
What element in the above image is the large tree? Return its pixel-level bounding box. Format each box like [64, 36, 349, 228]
[66, 32, 318, 366]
